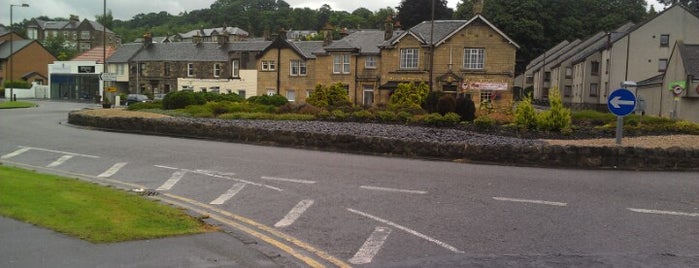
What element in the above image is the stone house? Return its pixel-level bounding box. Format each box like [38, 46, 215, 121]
[26, 16, 120, 53]
[106, 43, 143, 93]
[227, 41, 271, 98]
[379, 15, 519, 108]
[177, 27, 249, 43]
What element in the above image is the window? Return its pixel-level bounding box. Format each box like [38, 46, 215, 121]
[480, 90, 493, 104]
[660, 34, 670, 47]
[266, 89, 276, 96]
[306, 89, 313, 98]
[231, 60, 240, 78]
[164, 62, 170, 76]
[525, 75, 534, 84]
[262, 60, 275, 71]
[187, 63, 194, 77]
[27, 28, 38, 39]
[544, 71, 551, 82]
[605, 59, 610, 74]
[290, 60, 307, 76]
[658, 58, 668, 72]
[590, 83, 599, 97]
[591, 61, 600, 76]
[333, 55, 350, 74]
[238, 90, 246, 99]
[139, 63, 146, 76]
[564, 86, 572, 97]
[463, 48, 485, 69]
[400, 48, 419, 69]
[116, 64, 124, 75]
[286, 90, 296, 102]
[365, 56, 377, 69]
[565, 67, 572, 78]
[363, 86, 374, 106]
[213, 63, 221, 77]
[80, 31, 90, 40]
[79, 43, 91, 51]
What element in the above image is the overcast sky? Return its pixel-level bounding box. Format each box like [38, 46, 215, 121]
[3, 0, 665, 26]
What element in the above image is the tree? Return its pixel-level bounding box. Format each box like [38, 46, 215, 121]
[397, 0, 453, 29]
[95, 9, 114, 29]
[42, 36, 77, 61]
[657, 0, 699, 13]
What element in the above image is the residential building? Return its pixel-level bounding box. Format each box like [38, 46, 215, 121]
[0, 39, 57, 86]
[637, 41, 699, 122]
[106, 43, 143, 93]
[25, 15, 120, 53]
[177, 27, 249, 43]
[379, 15, 519, 108]
[227, 41, 271, 98]
[528, 40, 572, 100]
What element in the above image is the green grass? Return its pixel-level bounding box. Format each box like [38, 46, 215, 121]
[0, 165, 211, 243]
[0, 101, 35, 109]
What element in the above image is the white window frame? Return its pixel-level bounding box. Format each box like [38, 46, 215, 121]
[362, 85, 374, 106]
[262, 60, 275, 71]
[231, 59, 240, 78]
[333, 55, 350, 74]
[213, 63, 221, 77]
[80, 31, 90, 40]
[266, 89, 276, 96]
[187, 63, 194, 77]
[365, 56, 377, 69]
[463, 48, 485, 70]
[400, 48, 419, 69]
[290, 60, 307, 76]
[286, 89, 296, 102]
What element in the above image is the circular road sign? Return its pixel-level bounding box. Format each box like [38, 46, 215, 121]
[607, 88, 637, 116]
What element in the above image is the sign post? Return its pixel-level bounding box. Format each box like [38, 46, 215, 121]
[607, 88, 637, 145]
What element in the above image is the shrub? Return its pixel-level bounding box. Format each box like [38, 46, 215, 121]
[219, 112, 315, 121]
[436, 94, 456, 115]
[376, 110, 398, 122]
[455, 96, 476, 121]
[296, 104, 321, 115]
[248, 94, 288, 106]
[351, 110, 374, 122]
[197, 92, 244, 103]
[203, 101, 240, 116]
[673, 120, 699, 134]
[184, 105, 214, 118]
[126, 101, 163, 111]
[513, 95, 537, 130]
[306, 83, 351, 109]
[331, 109, 348, 121]
[317, 109, 332, 120]
[388, 82, 429, 111]
[474, 115, 496, 129]
[3, 80, 32, 89]
[396, 111, 413, 123]
[443, 112, 462, 126]
[536, 88, 571, 132]
[421, 112, 461, 127]
[424, 91, 445, 113]
[163, 91, 206, 110]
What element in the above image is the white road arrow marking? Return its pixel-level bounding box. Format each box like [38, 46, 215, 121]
[610, 96, 635, 109]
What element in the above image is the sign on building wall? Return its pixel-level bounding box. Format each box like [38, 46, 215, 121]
[462, 80, 508, 91]
[78, 66, 95, 73]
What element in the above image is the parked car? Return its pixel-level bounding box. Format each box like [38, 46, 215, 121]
[126, 94, 151, 106]
[153, 93, 167, 101]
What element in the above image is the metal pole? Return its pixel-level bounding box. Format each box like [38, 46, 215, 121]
[615, 116, 623, 145]
[103, 0, 108, 104]
[428, 0, 435, 92]
[9, 5, 15, 102]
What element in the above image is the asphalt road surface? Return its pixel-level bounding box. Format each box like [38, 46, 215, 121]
[1, 100, 698, 267]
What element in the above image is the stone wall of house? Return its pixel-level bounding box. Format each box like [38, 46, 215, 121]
[68, 112, 699, 171]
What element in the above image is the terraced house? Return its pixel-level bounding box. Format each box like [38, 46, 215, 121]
[26, 15, 120, 53]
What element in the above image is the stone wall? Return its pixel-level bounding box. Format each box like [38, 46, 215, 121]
[68, 112, 699, 171]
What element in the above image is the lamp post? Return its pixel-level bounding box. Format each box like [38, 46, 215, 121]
[9, 3, 29, 102]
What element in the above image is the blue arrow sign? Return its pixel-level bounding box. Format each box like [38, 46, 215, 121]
[607, 88, 636, 116]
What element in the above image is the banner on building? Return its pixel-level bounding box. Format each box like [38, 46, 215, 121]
[668, 80, 686, 96]
[462, 80, 508, 91]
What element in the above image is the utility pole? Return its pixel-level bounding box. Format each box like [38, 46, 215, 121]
[9, 3, 29, 102]
[428, 0, 435, 92]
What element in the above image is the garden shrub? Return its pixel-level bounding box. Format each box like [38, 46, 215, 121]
[306, 83, 351, 109]
[396, 111, 413, 123]
[424, 91, 445, 113]
[297, 103, 321, 115]
[420, 113, 461, 127]
[388, 82, 429, 112]
[219, 112, 315, 121]
[248, 94, 288, 106]
[163, 91, 206, 110]
[330, 109, 348, 121]
[126, 101, 163, 111]
[184, 105, 214, 118]
[513, 95, 537, 130]
[204, 101, 239, 116]
[443, 112, 462, 126]
[351, 110, 374, 122]
[197, 92, 244, 103]
[536, 88, 571, 132]
[376, 110, 398, 122]
[3, 80, 31, 89]
[436, 94, 456, 115]
[455, 96, 476, 121]
[474, 115, 496, 129]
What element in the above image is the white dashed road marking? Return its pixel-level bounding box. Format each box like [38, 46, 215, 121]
[261, 176, 317, 184]
[360, 185, 427, 194]
[155, 165, 284, 192]
[492, 197, 568, 207]
[156, 170, 187, 191]
[349, 226, 392, 265]
[46, 155, 74, 168]
[347, 208, 463, 253]
[1, 147, 32, 159]
[97, 162, 127, 178]
[210, 183, 246, 205]
[628, 208, 699, 217]
[274, 199, 315, 228]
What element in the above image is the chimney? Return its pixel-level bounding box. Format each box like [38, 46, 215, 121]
[193, 32, 202, 45]
[218, 28, 230, 45]
[69, 14, 80, 22]
[473, 0, 484, 15]
[322, 23, 334, 46]
[384, 15, 394, 40]
[143, 32, 153, 46]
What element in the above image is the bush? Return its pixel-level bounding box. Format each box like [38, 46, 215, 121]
[331, 109, 348, 121]
[163, 91, 206, 110]
[420, 112, 461, 127]
[248, 94, 288, 106]
[474, 115, 496, 129]
[306, 83, 351, 109]
[297, 104, 321, 115]
[388, 82, 429, 111]
[197, 92, 244, 103]
[3, 80, 32, 89]
[126, 101, 163, 111]
[424, 91, 445, 113]
[351, 110, 374, 122]
[219, 112, 315, 121]
[183, 105, 214, 118]
[436, 94, 456, 115]
[455, 96, 476, 121]
[513, 95, 537, 130]
[536, 88, 571, 132]
[376, 110, 398, 122]
[396, 111, 412, 123]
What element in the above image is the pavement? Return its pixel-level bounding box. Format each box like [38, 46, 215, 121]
[0, 216, 282, 268]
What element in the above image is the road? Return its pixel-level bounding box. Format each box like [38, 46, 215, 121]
[1, 100, 698, 267]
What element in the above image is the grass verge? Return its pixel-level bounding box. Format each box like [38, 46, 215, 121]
[0, 101, 35, 109]
[0, 165, 213, 243]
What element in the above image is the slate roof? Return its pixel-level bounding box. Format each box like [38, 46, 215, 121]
[130, 43, 229, 62]
[106, 43, 143, 63]
[636, 74, 664, 87]
[386, 15, 519, 49]
[179, 27, 249, 38]
[290, 41, 324, 59]
[526, 40, 570, 69]
[530, 39, 584, 72]
[571, 22, 635, 64]
[678, 42, 699, 77]
[31, 19, 113, 34]
[0, 40, 33, 59]
[228, 41, 272, 52]
[324, 30, 386, 55]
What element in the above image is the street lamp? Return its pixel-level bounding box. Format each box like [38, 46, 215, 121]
[9, 3, 29, 102]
